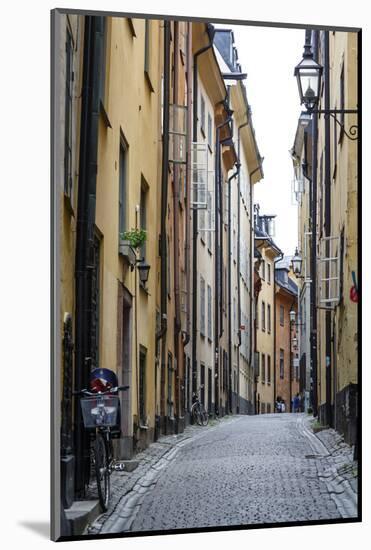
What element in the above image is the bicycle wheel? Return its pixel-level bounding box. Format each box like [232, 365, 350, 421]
[200, 406, 209, 426]
[94, 433, 110, 511]
[192, 404, 201, 426]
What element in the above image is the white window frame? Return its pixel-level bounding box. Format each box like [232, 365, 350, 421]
[318, 235, 341, 308]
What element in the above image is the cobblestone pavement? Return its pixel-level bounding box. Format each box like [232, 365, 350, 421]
[86, 413, 358, 536]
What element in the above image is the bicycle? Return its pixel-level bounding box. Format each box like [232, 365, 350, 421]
[191, 386, 209, 426]
[74, 383, 129, 511]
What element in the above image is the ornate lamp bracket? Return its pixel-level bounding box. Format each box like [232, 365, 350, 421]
[312, 109, 358, 141]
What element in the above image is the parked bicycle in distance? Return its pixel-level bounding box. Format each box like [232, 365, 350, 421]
[74, 369, 129, 511]
[191, 385, 209, 426]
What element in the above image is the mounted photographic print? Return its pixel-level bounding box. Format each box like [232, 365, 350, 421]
[51, 7, 361, 542]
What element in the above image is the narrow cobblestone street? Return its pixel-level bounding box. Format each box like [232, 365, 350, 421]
[86, 413, 357, 535]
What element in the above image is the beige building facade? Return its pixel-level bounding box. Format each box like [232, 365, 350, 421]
[293, 30, 358, 444]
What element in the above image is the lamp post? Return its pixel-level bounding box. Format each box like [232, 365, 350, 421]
[294, 36, 358, 140]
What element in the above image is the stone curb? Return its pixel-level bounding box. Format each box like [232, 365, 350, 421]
[297, 415, 358, 519]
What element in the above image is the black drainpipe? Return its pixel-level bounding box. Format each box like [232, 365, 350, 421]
[249, 162, 262, 411]
[273, 252, 284, 407]
[311, 30, 319, 418]
[237, 120, 249, 414]
[192, 26, 215, 399]
[156, 19, 171, 425]
[228, 163, 240, 414]
[214, 113, 233, 414]
[324, 30, 333, 427]
[74, 15, 104, 496]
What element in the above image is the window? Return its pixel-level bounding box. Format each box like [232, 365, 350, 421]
[261, 260, 265, 280]
[119, 139, 127, 235]
[139, 348, 147, 425]
[267, 263, 271, 284]
[262, 301, 266, 331]
[207, 284, 212, 341]
[280, 305, 284, 326]
[262, 353, 266, 383]
[200, 276, 206, 337]
[255, 351, 260, 377]
[64, 28, 73, 198]
[280, 349, 284, 379]
[256, 302, 259, 329]
[267, 304, 271, 333]
[207, 113, 212, 149]
[267, 355, 271, 384]
[200, 94, 205, 135]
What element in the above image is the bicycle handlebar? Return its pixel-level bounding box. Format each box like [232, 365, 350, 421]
[73, 385, 130, 396]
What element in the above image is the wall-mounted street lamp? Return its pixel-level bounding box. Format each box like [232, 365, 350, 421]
[294, 38, 358, 140]
[137, 260, 151, 286]
[291, 248, 303, 277]
[294, 42, 322, 113]
[289, 309, 305, 329]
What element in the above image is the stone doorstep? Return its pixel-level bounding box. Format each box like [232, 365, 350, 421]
[65, 500, 101, 536]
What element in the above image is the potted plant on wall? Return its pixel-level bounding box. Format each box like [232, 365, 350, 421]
[119, 228, 147, 267]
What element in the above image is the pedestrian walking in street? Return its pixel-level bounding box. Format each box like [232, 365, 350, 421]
[293, 393, 300, 413]
[281, 400, 286, 413]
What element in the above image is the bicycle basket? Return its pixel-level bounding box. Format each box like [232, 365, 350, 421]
[80, 395, 119, 428]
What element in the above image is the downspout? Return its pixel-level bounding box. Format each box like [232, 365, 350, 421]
[249, 163, 262, 413]
[74, 15, 103, 495]
[302, 125, 312, 410]
[236, 121, 248, 413]
[183, 22, 192, 348]
[273, 252, 284, 406]
[214, 113, 233, 414]
[289, 294, 297, 412]
[192, 26, 215, 399]
[156, 20, 171, 422]
[172, 22, 181, 423]
[228, 163, 240, 414]
[311, 30, 319, 417]
[219, 107, 233, 344]
[324, 30, 333, 427]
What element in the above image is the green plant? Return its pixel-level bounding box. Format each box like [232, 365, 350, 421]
[121, 228, 147, 249]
